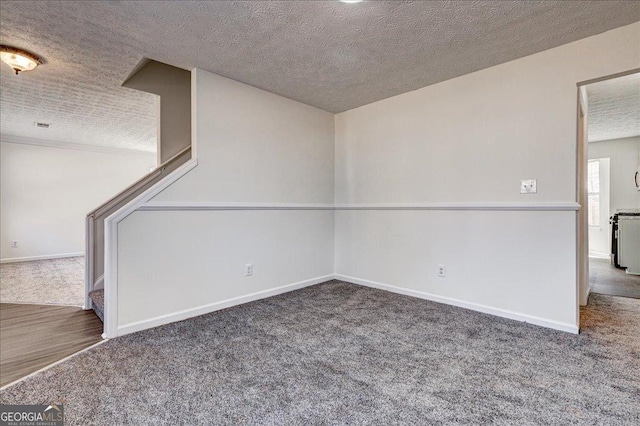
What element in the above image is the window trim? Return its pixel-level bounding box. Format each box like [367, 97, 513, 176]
[587, 159, 601, 228]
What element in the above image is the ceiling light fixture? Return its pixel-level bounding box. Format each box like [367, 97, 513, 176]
[339, 0, 363, 3]
[0, 45, 42, 75]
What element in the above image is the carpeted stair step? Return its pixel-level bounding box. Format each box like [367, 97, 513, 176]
[88, 289, 104, 323]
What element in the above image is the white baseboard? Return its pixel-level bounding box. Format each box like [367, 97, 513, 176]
[116, 272, 579, 337]
[116, 274, 335, 337]
[588, 251, 610, 260]
[0, 252, 84, 264]
[335, 274, 579, 334]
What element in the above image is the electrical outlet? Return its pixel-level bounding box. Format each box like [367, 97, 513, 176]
[437, 264, 446, 278]
[11, 241, 18, 248]
[245, 264, 253, 277]
[520, 179, 537, 194]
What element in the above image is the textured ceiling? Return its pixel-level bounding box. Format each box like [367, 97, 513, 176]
[587, 73, 640, 142]
[1, 1, 639, 151]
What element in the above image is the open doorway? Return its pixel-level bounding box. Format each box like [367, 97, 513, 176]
[578, 70, 640, 308]
[0, 142, 157, 386]
[0, 55, 161, 386]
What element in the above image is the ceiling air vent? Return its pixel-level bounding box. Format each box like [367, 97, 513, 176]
[34, 122, 50, 128]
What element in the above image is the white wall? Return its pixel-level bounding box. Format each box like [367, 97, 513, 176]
[0, 140, 156, 262]
[336, 210, 577, 329]
[123, 60, 191, 163]
[115, 70, 335, 332]
[334, 22, 640, 331]
[587, 136, 640, 258]
[118, 210, 334, 328]
[113, 23, 639, 336]
[154, 72, 334, 203]
[588, 137, 640, 214]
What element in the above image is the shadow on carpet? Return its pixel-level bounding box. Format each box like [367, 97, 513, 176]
[1, 281, 639, 425]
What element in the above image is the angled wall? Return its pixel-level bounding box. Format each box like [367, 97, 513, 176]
[123, 60, 191, 163]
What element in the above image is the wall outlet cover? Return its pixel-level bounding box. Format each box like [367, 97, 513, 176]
[437, 264, 446, 278]
[520, 179, 537, 194]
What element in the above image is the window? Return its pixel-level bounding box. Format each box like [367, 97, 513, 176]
[588, 160, 600, 227]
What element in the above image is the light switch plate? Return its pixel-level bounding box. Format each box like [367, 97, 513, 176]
[520, 179, 537, 194]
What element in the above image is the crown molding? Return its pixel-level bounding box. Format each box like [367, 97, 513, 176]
[0, 134, 156, 156]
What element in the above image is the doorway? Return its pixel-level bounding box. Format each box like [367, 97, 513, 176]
[578, 70, 640, 308]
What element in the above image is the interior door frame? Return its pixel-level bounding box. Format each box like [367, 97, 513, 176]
[575, 67, 640, 327]
[576, 88, 588, 309]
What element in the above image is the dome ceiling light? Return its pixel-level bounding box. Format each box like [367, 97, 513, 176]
[0, 45, 42, 75]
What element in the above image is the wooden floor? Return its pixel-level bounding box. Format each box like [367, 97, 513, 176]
[0, 303, 103, 387]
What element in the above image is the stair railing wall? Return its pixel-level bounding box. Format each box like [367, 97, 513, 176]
[84, 145, 191, 309]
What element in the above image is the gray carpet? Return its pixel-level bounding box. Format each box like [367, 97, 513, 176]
[1, 281, 639, 425]
[0, 257, 85, 306]
[590, 257, 640, 299]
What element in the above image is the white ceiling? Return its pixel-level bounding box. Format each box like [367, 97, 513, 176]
[587, 73, 640, 142]
[1, 1, 639, 152]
